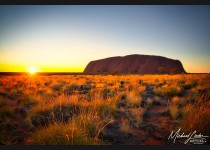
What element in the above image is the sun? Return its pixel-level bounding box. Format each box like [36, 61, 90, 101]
[28, 67, 36, 74]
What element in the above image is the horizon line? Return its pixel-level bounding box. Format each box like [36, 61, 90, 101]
[0, 72, 209, 74]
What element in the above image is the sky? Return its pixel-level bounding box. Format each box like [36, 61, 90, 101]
[0, 5, 209, 73]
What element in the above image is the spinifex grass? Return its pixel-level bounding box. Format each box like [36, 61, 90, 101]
[30, 104, 113, 145]
[0, 74, 209, 145]
[182, 91, 210, 138]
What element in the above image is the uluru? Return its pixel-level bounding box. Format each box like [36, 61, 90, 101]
[84, 54, 186, 74]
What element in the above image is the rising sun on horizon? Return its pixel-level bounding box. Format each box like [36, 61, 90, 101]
[28, 67, 36, 74]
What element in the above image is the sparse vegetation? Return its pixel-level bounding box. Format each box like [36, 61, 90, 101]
[0, 74, 209, 145]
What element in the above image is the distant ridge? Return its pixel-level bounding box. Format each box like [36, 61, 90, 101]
[84, 54, 187, 74]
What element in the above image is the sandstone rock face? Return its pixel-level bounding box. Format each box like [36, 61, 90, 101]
[84, 54, 186, 74]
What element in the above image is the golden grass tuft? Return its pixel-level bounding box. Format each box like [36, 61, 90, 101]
[169, 105, 179, 120]
[30, 108, 112, 145]
[128, 107, 145, 128]
[181, 91, 210, 138]
[120, 118, 131, 133]
[154, 84, 182, 97]
[127, 91, 142, 107]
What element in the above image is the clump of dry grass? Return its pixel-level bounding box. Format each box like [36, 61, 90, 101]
[128, 107, 145, 128]
[27, 93, 116, 145]
[146, 98, 153, 107]
[96, 102, 116, 119]
[30, 105, 112, 145]
[154, 87, 162, 96]
[171, 96, 189, 108]
[120, 118, 131, 133]
[31, 121, 107, 145]
[172, 96, 181, 105]
[154, 85, 182, 97]
[181, 91, 210, 139]
[127, 91, 142, 107]
[28, 102, 83, 127]
[182, 81, 197, 90]
[169, 105, 179, 120]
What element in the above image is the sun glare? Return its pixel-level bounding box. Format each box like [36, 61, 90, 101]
[29, 67, 36, 74]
